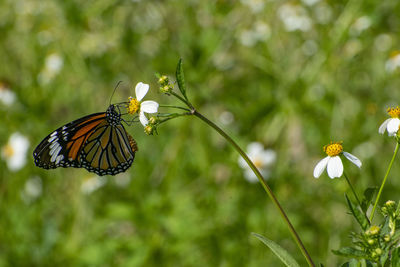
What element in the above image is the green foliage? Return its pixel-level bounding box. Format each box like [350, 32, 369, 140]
[334, 200, 400, 265]
[252, 232, 300, 267]
[175, 59, 188, 101]
[1, 0, 400, 266]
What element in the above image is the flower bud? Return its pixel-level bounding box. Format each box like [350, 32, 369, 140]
[375, 248, 382, 256]
[149, 116, 157, 125]
[365, 225, 380, 236]
[384, 234, 390, 242]
[158, 75, 169, 86]
[144, 125, 155, 135]
[160, 84, 173, 94]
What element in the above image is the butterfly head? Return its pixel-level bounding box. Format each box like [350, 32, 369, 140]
[106, 104, 121, 126]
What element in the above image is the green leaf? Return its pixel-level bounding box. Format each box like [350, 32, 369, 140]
[332, 247, 368, 259]
[361, 187, 377, 213]
[345, 194, 369, 230]
[175, 58, 187, 100]
[252, 233, 300, 267]
[391, 247, 400, 267]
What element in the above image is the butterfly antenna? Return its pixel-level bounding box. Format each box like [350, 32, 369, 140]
[109, 81, 123, 106]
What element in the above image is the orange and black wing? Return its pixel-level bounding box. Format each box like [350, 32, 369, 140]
[80, 123, 138, 176]
[33, 112, 108, 170]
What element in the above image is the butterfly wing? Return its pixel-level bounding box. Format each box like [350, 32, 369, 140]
[33, 105, 138, 176]
[33, 112, 108, 170]
[80, 123, 138, 176]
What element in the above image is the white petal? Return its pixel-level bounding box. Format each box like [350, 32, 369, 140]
[238, 156, 248, 168]
[327, 156, 343, 179]
[244, 169, 258, 183]
[387, 118, 400, 135]
[343, 152, 362, 168]
[260, 149, 276, 166]
[135, 82, 149, 101]
[378, 118, 391, 134]
[313, 156, 330, 178]
[247, 142, 264, 156]
[140, 100, 159, 113]
[139, 111, 148, 126]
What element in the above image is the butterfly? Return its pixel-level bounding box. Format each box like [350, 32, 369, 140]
[33, 104, 138, 176]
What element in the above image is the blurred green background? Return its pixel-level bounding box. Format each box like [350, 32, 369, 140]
[1, 0, 400, 266]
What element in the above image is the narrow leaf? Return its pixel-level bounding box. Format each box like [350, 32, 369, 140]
[360, 187, 377, 213]
[391, 247, 400, 267]
[175, 58, 187, 100]
[252, 233, 300, 267]
[332, 247, 367, 259]
[345, 194, 369, 230]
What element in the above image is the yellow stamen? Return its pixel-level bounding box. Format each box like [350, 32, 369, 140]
[323, 141, 343, 157]
[2, 145, 14, 158]
[389, 50, 400, 58]
[253, 158, 263, 168]
[128, 97, 140, 115]
[387, 106, 400, 118]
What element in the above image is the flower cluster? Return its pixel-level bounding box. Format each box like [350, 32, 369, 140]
[127, 82, 159, 127]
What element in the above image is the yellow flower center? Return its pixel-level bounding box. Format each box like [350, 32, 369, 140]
[323, 141, 343, 157]
[253, 158, 263, 168]
[2, 144, 14, 158]
[128, 97, 140, 115]
[387, 107, 400, 118]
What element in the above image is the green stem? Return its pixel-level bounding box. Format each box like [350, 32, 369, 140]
[159, 104, 190, 111]
[193, 109, 315, 267]
[343, 171, 370, 224]
[370, 142, 399, 221]
[343, 172, 362, 208]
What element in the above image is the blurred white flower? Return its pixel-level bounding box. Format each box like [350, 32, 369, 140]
[302, 0, 320, 6]
[114, 173, 131, 188]
[81, 176, 107, 194]
[350, 16, 372, 36]
[128, 82, 159, 126]
[1, 132, 30, 171]
[38, 53, 64, 84]
[238, 142, 276, 183]
[385, 51, 400, 73]
[238, 21, 271, 47]
[240, 0, 265, 13]
[219, 111, 234, 125]
[0, 83, 16, 106]
[379, 106, 400, 136]
[313, 142, 361, 179]
[278, 4, 312, 32]
[21, 176, 43, 203]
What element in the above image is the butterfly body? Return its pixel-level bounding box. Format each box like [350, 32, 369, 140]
[33, 105, 138, 176]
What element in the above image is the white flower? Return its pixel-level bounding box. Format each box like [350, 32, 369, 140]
[0, 83, 16, 106]
[313, 142, 362, 179]
[278, 4, 312, 32]
[128, 82, 159, 126]
[21, 176, 43, 203]
[379, 107, 400, 136]
[238, 142, 276, 183]
[385, 52, 400, 73]
[1, 132, 30, 171]
[81, 176, 107, 194]
[38, 53, 64, 84]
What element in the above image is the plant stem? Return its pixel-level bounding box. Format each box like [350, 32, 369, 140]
[159, 104, 190, 111]
[193, 109, 315, 267]
[343, 172, 362, 208]
[370, 142, 399, 221]
[343, 171, 370, 224]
